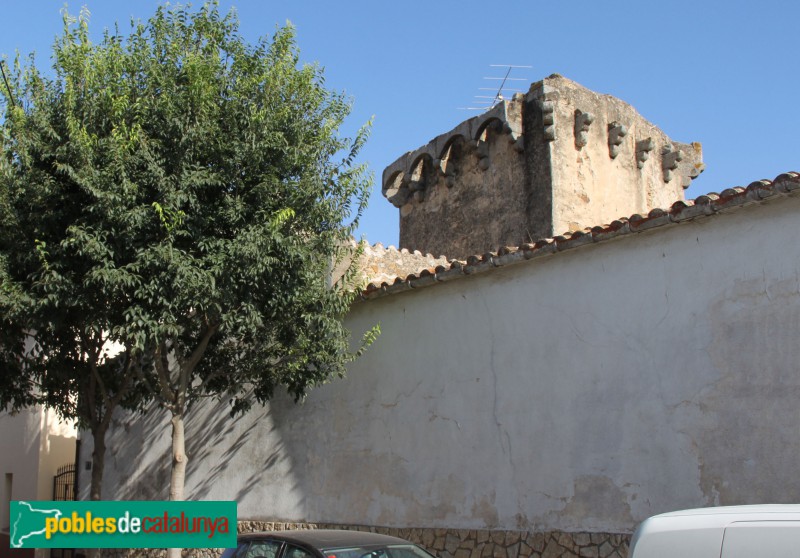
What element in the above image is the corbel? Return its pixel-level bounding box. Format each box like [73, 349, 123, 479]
[608, 122, 627, 159]
[539, 100, 555, 141]
[574, 111, 594, 148]
[635, 138, 654, 169]
[661, 145, 683, 183]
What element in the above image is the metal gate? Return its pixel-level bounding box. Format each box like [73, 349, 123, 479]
[52, 463, 75, 502]
[51, 463, 76, 558]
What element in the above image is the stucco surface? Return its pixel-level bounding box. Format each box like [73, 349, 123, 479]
[84, 194, 800, 535]
[0, 410, 41, 531]
[544, 77, 698, 233]
[1, 406, 75, 558]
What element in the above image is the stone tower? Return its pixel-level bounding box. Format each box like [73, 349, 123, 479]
[382, 75, 704, 260]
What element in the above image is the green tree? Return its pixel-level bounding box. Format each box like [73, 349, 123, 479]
[0, 2, 376, 530]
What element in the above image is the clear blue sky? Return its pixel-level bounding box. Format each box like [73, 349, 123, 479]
[2, 1, 798, 249]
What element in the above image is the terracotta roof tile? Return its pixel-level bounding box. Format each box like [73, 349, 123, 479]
[629, 209, 672, 232]
[523, 238, 557, 260]
[590, 220, 630, 242]
[359, 171, 800, 301]
[408, 268, 437, 289]
[774, 172, 800, 192]
[554, 229, 594, 251]
[493, 247, 525, 267]
[463, 253, 496, 275]
[433, 260, 465, 283]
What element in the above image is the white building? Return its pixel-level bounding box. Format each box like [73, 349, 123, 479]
[0, 406, 76, 556]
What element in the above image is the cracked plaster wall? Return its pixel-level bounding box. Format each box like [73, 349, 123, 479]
[85, 195, 800, 541]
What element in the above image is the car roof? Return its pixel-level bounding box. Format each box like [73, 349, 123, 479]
[649, 504, 800, 525]
[239, 529, 413, 549]
[630, 505, 800, 557]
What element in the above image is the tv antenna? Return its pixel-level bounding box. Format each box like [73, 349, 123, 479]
[0, 61, 17, 108]
[458, 64, 532, 111]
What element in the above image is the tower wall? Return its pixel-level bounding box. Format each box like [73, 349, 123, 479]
[382, 75, 704, 260]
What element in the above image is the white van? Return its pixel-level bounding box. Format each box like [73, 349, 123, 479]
[628, 505, 800, 558]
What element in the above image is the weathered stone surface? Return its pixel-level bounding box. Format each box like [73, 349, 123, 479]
[491, 531, 507, 545]
[382, 74, 703, 260]
[542, 540, 568, 558]
[556, 532, 576, 550]
[572, 533, 591, 547]
[333, 240, 450, 289]
[530, 533, 546, 553]
[506, 531, 521, 545]
[446, 532, 462, 554]
[598, 541, 614, 558]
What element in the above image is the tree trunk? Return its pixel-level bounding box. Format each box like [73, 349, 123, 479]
[89, 424, 107, 501]
[85, 424, 108, 558]
[167, 413, 188, 558]
[169, 413, 188, 500]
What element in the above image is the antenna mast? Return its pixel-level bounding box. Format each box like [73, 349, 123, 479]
[457, 64, 532, 111]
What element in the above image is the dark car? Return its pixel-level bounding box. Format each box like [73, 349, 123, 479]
[220, 529, 437, 558]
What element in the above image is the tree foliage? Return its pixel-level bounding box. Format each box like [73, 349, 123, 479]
[0, 2, 375, 504]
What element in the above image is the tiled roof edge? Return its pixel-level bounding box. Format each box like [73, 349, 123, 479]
[358, 172, 800, 302]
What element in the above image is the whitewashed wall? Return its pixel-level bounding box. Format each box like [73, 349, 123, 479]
[0, 406, 75, 542]
[81, 194, 800, 536]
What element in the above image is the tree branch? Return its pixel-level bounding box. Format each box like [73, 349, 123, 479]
[80, 330, 114, 423]
[154, 342, 176, 409]
[89, 359, 112, 417]
[196, 366, 227, 394]
[133, 352, 167, 406]
[107, 346, 135, 411]
[181, 322, 219, 380]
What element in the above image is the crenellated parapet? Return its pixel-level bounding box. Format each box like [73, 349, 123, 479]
[330, 239, 450, 290]
[357, 242, 449, 286]
[383, 74, 706, 260]
[382, 97, 524, 208]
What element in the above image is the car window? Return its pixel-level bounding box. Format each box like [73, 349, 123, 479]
[322, 550, 366, 558]
[721, 521, 800, 558]
[387, 548, 430, 558]
[239, 540, 283, 558]
[220, 543, 250, 558]
[284, 543, 315, 558]
[323, 545, 434, 558]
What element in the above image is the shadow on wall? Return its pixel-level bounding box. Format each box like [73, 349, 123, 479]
[185, 398, 289, 504]
[96, 394, 303, 510]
